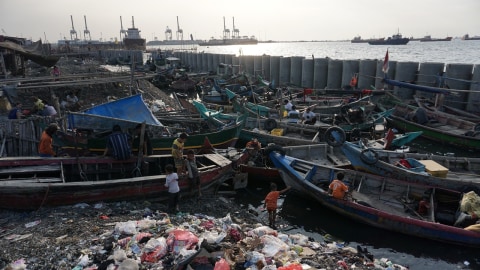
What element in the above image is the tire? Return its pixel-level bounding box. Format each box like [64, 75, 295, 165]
[475, 124, 480, 132]
[264, 144, 286, 156]
[360, 148, 379, 165]
[324, 126, 346, 147]
[264, 118, 277, 131]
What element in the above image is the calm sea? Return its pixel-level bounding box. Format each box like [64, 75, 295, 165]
[148, 39, 480, 65]
[152, 41, 480, 269]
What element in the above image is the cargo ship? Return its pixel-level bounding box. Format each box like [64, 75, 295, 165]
[123, 16, 146, 50]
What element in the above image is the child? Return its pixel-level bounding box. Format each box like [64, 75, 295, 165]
[264, 183, 291, 229]
[185, 150, 201, 197]
[164, 164, 180, 213]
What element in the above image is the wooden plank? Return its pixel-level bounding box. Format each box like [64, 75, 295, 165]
[0, 165, 61, 175]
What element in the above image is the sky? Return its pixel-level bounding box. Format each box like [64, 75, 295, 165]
[1, 0, 480, 43]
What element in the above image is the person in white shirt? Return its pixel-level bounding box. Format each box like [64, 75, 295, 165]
[283, 99, 293, 111]
[287, 105, 300, 123]
[164, 164, 180, 213]
[43, 102, 57, 117]
[302, 107, 317, 125]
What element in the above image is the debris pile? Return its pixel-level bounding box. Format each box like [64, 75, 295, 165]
[0, 195, 408, 270]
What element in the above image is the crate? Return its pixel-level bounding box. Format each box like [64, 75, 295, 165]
[418, 160, 449, 178]
[271, 128, 284, 136]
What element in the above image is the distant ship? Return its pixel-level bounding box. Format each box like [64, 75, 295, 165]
[198, 17, 258, 46]
[368, 31, 409, 45]
[351, 35, 384, 43]
[419, 35, 452, 42]
[462, 34, 480, 41]
[122, 16, 146, 50]
[198, 36, 258, 46]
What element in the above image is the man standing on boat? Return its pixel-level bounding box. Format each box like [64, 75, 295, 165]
[38, 123, 59, 157]
[172, 132, 188, 175]
[103, 125, 132, 160]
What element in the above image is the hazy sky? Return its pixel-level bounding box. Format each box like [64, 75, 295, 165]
[1, 0, 479, 42]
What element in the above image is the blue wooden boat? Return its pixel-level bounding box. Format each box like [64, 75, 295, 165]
[340, 140, 480, 192]
[267, 147, 480, 247]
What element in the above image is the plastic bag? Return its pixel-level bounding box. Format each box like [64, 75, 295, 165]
[202, 230, 227, 244]
[214, 258, 230, 270]
[115, 221, 137, 235]
[278, 263, 302, 270]
[166, 229, 199, 254]
[261, 235, 289, 257]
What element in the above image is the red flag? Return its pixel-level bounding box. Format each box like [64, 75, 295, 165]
[382, 49, 389, 74]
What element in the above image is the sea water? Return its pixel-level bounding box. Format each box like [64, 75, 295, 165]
[148, 39, 480, 65]
[151, 41, 480, 268]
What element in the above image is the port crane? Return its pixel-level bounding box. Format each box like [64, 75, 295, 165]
[165, 26, 172, 41]
[83, 15, 91, 41]
[70, 15, 78, 41]
[223, 17, 230, 39]
[119, 16, 127, 40]
[232, 17, 239, 39]
[176, 16, 183, 40]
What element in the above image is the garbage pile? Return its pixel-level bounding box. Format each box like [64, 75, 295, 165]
[0, 196, 408, 270]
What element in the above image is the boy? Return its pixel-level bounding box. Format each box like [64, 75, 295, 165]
[328, 172, 349, 199]
[171, 132, 188, 175]
[185, 149, 201, 197]
[165, 164, 180, 213]
[264, 183, 291, 229]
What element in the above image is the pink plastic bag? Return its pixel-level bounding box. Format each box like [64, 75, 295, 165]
[214, 258, 230, 270]
[166, 229, 199, 254]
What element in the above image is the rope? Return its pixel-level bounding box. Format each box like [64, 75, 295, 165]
[37, 183, 51, 212]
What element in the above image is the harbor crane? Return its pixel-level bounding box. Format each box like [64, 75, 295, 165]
[223, 17, 230, 40]
[83, 15, 91, 41]
[165, 26, 172, 41]
[70, 15, 78, 41]
[119, 16, 127, 40]
[232, 17, 239, 39]
[176, 16, 183, 40]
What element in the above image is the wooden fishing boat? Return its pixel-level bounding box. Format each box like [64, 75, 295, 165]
[415, 96, 480, 122]
[386, 101, 480, 150]
[58, 95, 246, 156]
[0, 152, 233, 210]
[340, 140, 480, 192]
[267, 148, 480, 247]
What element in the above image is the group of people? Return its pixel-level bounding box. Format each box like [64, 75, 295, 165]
[7, 97, 58, 119]
[283, 99, 317, 125]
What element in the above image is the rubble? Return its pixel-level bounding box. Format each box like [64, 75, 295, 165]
[0, 194, 408, 270]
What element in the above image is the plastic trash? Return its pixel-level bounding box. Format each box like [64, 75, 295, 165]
[115, 221, 137, 235]
[261, 235, 289, 257]
[25, 220, 41, 228]
[214, 258, 230, 270]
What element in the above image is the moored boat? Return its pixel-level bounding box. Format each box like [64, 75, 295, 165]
[340, 140, 480, 192]
[267, 149, 480, 248]
[0, 152, 233, 210]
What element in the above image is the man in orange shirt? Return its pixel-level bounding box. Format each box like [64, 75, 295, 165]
[38, 123, 59, 157]
[328, 172, 349, 199]
[264, 183, 291, 229]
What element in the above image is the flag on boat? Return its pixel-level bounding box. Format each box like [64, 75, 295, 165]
[382, 49, 389, 74]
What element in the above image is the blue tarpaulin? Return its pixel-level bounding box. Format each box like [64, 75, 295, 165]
[67, 94, 162, 131]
